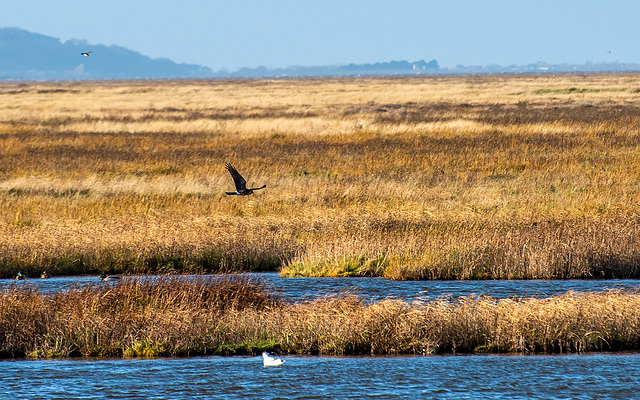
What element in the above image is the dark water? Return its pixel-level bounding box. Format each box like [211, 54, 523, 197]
[3, 354, 640, 399]
[265, 274, 640, 303]
[3, 274, 640, 398]
[3, 273, 640, 302]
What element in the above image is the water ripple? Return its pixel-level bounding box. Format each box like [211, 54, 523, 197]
[2, 354, 640, 399]
[3, 273, 640, 303]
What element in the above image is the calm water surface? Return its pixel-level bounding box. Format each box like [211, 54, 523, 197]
[2, 354, 640, 399]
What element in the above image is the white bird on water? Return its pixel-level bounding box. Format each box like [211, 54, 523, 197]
[262, 351, 285, 366]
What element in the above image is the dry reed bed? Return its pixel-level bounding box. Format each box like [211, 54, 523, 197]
[1, 75, 640, 279]
[1, 276, 638, 358]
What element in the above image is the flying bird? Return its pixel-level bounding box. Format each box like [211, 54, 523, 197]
[261, 351, 285, 366]
[81, 52, 92, 57]
[225, 163, 266, 196]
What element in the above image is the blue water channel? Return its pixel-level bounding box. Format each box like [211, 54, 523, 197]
[2, 353, 639, 399]
[3, 273, 640, 302]
[2, 273, 640, 398]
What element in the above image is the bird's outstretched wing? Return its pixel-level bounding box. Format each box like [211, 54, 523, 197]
[225, 163, 247, 192]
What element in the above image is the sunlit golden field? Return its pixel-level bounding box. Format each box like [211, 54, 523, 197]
[2, 75, 640, 279]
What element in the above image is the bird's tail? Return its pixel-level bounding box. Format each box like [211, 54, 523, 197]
[225, 192, 238, 195]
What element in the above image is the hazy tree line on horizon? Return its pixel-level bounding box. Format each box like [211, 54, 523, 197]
[1, 27, 639, 81]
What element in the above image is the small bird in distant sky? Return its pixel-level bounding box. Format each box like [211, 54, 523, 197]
[81, 52, 92, 57]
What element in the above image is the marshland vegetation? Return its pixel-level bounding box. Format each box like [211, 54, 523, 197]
[1, 75, 640, 279]
[2, 276, 640, 358]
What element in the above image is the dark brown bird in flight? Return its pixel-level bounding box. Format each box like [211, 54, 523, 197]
[225, 163, 266, 195]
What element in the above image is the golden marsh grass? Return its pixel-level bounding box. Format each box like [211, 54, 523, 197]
[2, 276, 639, 358]
[1, 75, 640, 279]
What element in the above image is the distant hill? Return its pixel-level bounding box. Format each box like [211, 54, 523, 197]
[2, 27, 639, 81]
[0, 27, 441, 80]
[0, 27, 213, 80]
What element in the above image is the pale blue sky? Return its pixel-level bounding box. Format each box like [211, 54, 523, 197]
[2, 0, 638, 71]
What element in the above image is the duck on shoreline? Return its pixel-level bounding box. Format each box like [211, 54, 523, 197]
[98, 274, 120, 282]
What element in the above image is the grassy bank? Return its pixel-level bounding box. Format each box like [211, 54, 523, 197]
[1, 276, 639, 358]
[1, 75, 640, 279]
